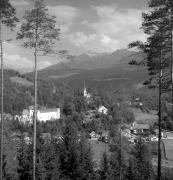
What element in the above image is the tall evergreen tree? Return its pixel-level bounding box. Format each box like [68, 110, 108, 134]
[17, 134, 32, 180]
[99, 152, 110, 180]
[129, 1, 173, 179]
[57, 120, 79, 179]
[78, 134, 94, 180]
[57, 118, 95, 180]
[129, 0, 173, 90]
[0, 1, 18, 179]
[126, 137, 153, 180]
[17, 1, 60, 179]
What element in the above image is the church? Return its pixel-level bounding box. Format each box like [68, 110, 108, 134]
[83, 82, 91, 103]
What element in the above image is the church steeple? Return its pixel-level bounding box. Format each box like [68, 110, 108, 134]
[83, 81, 87, 97]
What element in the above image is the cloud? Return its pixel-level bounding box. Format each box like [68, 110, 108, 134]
[68, 32, 96, 46]
[68, 5, 146, 53]
[4, 54, 33, 72]
[3, 42, 53, 72]
[10, 0, 29, 6]
[3, 53, 54, 72]
[38, 61, 52, 69]
[47, 5, 80, 33]
[90, 6, 145, 49]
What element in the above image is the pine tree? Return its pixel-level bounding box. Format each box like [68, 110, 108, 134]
[125, 157, 134, 180]
[57, 119, 95, 180]
[0, 1, 18, 179]
[99, 152, 110, 180]
[128, 137, 154, 180]
[129, 1, 173, 179]
[17, 134, 32, 180]
[108, 128, 130, 180]
[36, 156, 46, 180]
[57, 119, 79, 179]
[17, 1, 60, 179]
[41, 141, 59, 180]
[129, 0, 173, 91]
[78, 134, 94, 180]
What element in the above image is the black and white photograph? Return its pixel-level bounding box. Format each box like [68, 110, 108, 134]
[0, 0, 173, 179]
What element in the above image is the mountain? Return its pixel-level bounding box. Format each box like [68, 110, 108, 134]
[27, 49, 147, 92]
[44, 49, 136, 72]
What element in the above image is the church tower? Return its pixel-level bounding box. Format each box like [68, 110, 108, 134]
[83, 81, 88, 97]
[83, 81, 91, 100]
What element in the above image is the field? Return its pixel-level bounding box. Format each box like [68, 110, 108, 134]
[132, 108, 158, 125]
[89, 140, 109, 165]
[151, 139, 173, 168]
[163, 139, 173, 161]
[10, 76, 33, 87]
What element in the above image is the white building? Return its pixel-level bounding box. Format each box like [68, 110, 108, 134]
[21, 107, 60, 123]
[21, 109, 32, 124]
[37, 108, 60, 122]
[89, 131, 100, 141]
[83, 82, 91, 103]
[84, 87, 91, 99]
[98, 105, 108, 115]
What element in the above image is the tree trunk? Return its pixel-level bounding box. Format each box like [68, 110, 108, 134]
[170, 8, 173, 133]
[33, 1, 38, 180]
[33, 47, 37, 180]
[0, 9, 4, 180]
[158, 47, 162, 180]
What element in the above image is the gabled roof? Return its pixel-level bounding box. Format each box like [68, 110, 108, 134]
[23, 109, 30, 115]
[38, 108, 59, 113]
[133, 123, 150, 130]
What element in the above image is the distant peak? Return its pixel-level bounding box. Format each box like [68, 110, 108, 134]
[85, 50, 100, 57]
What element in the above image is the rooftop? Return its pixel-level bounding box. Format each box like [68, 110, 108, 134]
[133, 123, 150, 130]
[39, 108, 59, 113]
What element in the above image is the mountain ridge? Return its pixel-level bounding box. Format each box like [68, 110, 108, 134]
[26, 49, 147, 92]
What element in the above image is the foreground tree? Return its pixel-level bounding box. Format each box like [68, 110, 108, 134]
[99, 152, 110, 180]
[17, 0, 60, 179]
[129, 1, 173, 179]
[57, 118, 95, 180]
[0, 1, 18, 179]
[129, 0, 173, 90]
[17, 135, 32, 180]
[126, 137, 154, 180]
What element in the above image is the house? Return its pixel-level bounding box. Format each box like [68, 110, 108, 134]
[100, 130, 109, 143]
[98, 105, 108, 115]
[22, 109, 32, 123]
[154, 129, 167, 138]
[37, 108, 60, 122]
[84, 87, 91, 99]
[125, 100, 132, 106]
[122, 129, 131, 138]
[89, 131, 100, 141]
[133, 97, 143, 107]
[21, 107, 60, 123]
[132, 122, 150, 134]
[11, 132, 31, 145]
[83, 82, 91, 103]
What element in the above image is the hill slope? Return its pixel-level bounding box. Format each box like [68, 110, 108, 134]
[27, 49, 147, 92]
[2, 70, 72, 115]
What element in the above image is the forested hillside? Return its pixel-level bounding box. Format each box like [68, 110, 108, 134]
[1, 70, 73, 115]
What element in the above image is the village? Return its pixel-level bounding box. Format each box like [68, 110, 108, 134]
[10, 85, 173, 168]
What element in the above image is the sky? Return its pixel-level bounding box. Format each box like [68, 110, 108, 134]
[2, 0, 148, 72]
